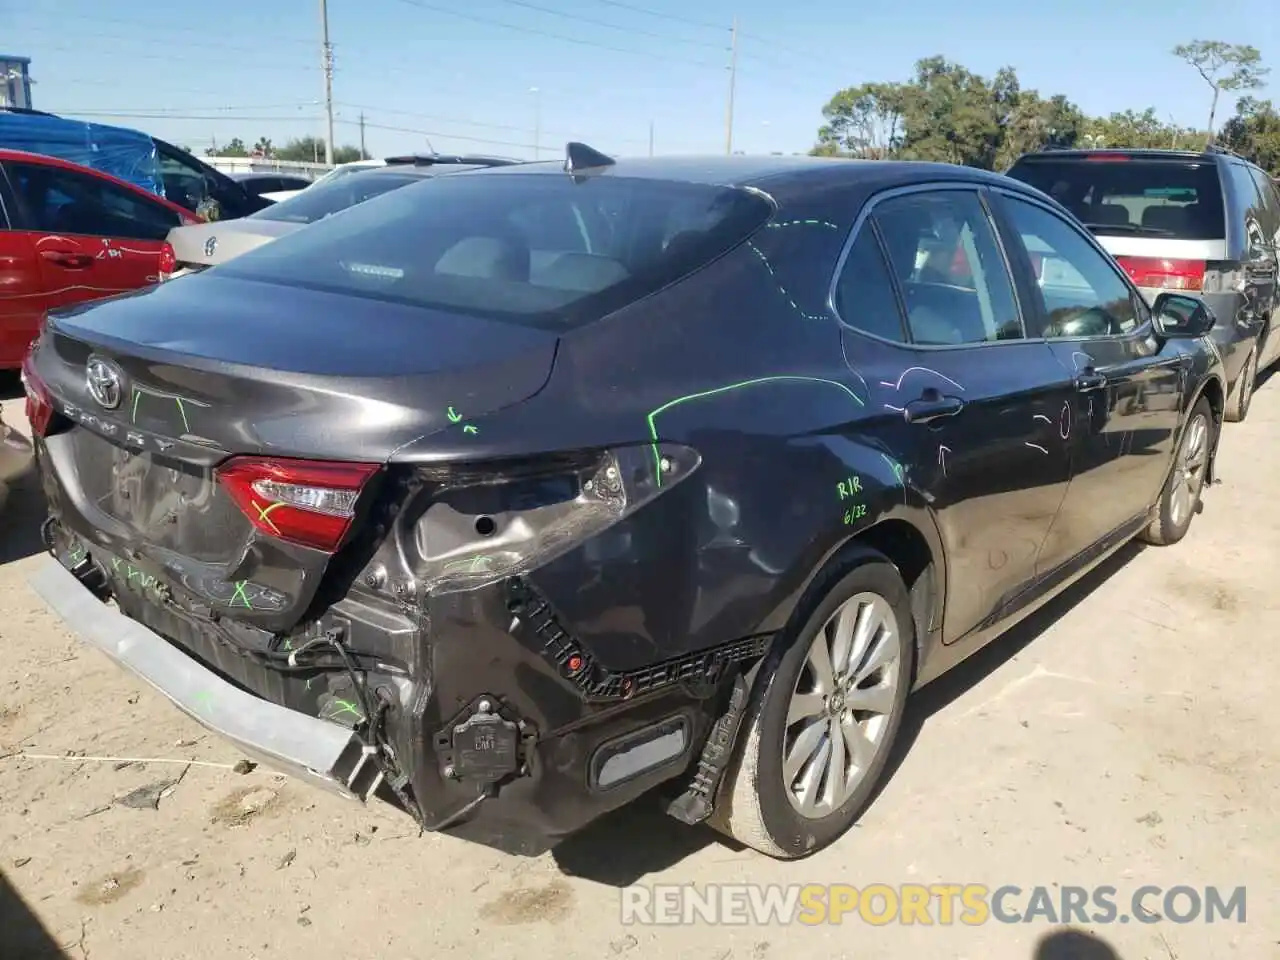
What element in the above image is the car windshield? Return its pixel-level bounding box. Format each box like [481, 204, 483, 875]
[219, 172, 774, 330]
[1006, 157, 1226, 241]
[246, 171, 423, 224]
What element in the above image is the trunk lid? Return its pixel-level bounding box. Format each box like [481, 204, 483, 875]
[168, 219, 301, 268]
[34, 273, 558, 630]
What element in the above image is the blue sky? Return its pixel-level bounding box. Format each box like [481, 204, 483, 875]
[6, 0, 1276, 161]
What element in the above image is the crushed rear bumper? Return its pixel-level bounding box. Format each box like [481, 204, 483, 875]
[27, 558, 384, 801]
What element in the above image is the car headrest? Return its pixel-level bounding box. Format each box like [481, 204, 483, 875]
[434, 235, 530, 281]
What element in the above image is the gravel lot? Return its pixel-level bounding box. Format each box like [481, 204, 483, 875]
[2, 373, 1277, 960]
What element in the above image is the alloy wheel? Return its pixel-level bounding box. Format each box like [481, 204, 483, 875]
[782, 591, 902, 819]
[1170, 413, 1209, 529]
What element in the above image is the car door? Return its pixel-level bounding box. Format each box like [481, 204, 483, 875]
[835, 185, 1076, 643]
[1245, 166, 1280, 369]
[6, 159, 183, 315]
[0, 164, 45, 367]
[990, 188, 1184, 573]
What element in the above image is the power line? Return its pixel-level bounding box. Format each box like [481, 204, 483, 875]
[389, 0, 723, 69]
[51, 103, 321, 114]
[491, 0, 726, 50]
[24, 43, 319, 74]
[7, 25, 321, 66]
[335, 100, 648, 144]
[9, 11, 317, 47]
[583, 0, 726, 31]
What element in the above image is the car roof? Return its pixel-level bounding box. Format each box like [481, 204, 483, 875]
[465, 152, 1016, 194]
[1011, 147, 1228, 165]
[0, 147, 194, 215]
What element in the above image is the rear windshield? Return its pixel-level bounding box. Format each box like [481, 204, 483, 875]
[1006, 157, 1225, 241]
[247, 171, 422, 225]
[220, 172, 774, 329]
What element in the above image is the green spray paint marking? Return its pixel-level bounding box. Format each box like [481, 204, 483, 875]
[647, 376, 865, 486]
[192, 690, 215, 712]
[447, 406, 463, 423]
[462, 424, 478, 435]
[746, 242, 828, 321]
[329, 699, 364, 721]
[879, 452, 905, 485]
[843, 504, 867, 524]
[765, 219, 840, 231]
[174, 397, 191, 433]
[229, 580, 253, 609]
[131, 388, 141, 424]
[443, 555, 494, 573]
[255, 501, 284, 535]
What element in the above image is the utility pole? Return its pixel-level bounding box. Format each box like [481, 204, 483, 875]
[648, 120, 654, 157]
[319, 0, 335, 166]
[724, 17, 738, 155]
[529, 87, 541, 160]
[359, 111, 367, 159]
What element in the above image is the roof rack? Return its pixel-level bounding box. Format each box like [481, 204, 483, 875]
[382, 153, 521, 168]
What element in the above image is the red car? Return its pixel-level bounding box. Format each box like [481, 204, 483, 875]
[0, 149, 198, 367]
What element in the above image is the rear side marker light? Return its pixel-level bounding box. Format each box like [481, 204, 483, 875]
[1115, 256, 1205, 292]
[216, 456, 379, 553]
[20, 349, 55, 438]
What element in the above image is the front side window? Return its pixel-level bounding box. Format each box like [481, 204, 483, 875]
[8, 162, 179, 241]
[219, 173, 774, 330]
[158, 151, 212, 210]
[1001, 195, 1140, 338]
[870, 190, 1023, 345]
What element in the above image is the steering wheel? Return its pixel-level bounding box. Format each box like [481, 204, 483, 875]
[1045, 306, 1118, 339]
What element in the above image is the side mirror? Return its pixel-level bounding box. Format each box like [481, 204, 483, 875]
[1152, 292, 1215, 338]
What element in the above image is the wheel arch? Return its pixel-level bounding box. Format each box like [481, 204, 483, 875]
[757, 507, 947, 683]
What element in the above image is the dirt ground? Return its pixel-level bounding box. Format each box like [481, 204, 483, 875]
[1, 374, 1277, 960]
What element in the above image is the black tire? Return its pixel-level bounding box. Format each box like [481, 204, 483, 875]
[709, 555, 914, 859]
[1139, 396, 1215, 546]
[1224, 346, 1257, 423]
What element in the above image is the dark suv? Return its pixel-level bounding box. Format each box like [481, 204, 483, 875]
[1006, 146, 1280, 422]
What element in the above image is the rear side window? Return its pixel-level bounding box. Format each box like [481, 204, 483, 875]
[220, 173, 774, 330]
[1006, 157, 1226, 241]
[8, 161, 180, 241]
[834, 228, 907, 342]
[1224, 162, 1264, 235]
[1247, 167, 1280, 248]
[250, 172, 422, 224]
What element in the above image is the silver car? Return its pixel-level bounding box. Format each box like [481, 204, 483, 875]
[0, 405, 32, 516]
[164, 155, 520, 278]
[1007, 147, 1280, 423]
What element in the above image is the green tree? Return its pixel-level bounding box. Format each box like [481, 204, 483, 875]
[253, 137, 274, 157]
[815, 81, 908, 158]
[1219, 97, 1280, 174]
[214, 137, 248, 158]
[275, 136, 362, 164]
[1172, 40, 1270, 143]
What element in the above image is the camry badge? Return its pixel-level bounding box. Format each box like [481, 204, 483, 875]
[86, 356, 125, 411]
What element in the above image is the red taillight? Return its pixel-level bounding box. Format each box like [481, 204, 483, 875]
[215, 456, 379, 553]
[20, 349, 55, 438]
[1114, 256, 1205, 292]
[157, 242, 176, 280]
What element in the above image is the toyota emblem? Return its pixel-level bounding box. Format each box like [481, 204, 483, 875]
[204, 236, 218, 258]
[86, 357, 125, 411]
